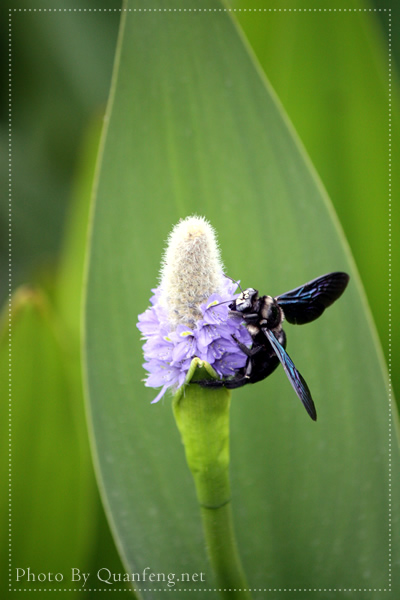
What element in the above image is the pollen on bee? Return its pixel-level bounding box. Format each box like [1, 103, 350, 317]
[159, 216, 225, 329]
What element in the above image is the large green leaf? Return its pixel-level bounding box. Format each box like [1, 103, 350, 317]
[231, 0, 400, 407]
[1, 118, 129, 598]
[84, 2, 399, 598]
[0, 289, 95, 596]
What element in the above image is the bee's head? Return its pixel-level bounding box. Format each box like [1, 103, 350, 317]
[232, 288, 258, 312]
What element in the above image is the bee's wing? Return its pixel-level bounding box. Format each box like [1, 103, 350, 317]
[275, 271, 349, 325]
[263, 328, 317, 421]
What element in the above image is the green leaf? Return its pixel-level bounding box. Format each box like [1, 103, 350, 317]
[56, 116, 103, 337]
[230, 0, 400, 407]
[84, 1, 399, 598]
[0, 118, 132, 597]
[0, 289, 95, 595]
[53, 115, 132, 596]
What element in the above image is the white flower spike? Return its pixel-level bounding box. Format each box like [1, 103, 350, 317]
[159, 216, 225, 328]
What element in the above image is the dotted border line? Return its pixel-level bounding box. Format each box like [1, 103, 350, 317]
[8, 6, 391, 11]
[388, 7, 392, 594]
[4, 587, 395, 594]
[8, 6, 12, 594]
[8, 6, 392, 594]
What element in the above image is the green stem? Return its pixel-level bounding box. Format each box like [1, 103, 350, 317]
[173, 359, 253, 600]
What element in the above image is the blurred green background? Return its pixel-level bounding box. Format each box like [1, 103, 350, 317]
[0, 0, 397, 597]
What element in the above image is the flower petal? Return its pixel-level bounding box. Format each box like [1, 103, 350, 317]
[137, 274, 253, 400]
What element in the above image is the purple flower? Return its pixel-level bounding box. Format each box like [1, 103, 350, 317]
[137, 276, 252, 403]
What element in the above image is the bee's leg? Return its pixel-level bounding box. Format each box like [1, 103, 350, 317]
[197, 335, 262, 390]
[230, 310, 260, 324]
[230, 336, 261, 379]
[242, 313, 260, 322]
[231, 335, 263, 357]
[244, 358, 253, 378]
[196, 379, 226, 388]
[198, 375, 248, 390]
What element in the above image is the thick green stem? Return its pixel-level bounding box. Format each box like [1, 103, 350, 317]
[173, 359, 253, 600]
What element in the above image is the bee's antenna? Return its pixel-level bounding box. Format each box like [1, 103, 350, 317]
[224, 274, 243, 293]
[205, 275, 242, 309]
[212, 298, 234, 307]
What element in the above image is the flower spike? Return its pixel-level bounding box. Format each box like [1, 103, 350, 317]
[137, 216, 251, 403]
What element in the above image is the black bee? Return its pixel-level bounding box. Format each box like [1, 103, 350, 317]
[199, 272, 350, 421]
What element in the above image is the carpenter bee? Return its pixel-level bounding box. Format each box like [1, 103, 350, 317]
[199, 272, 350, 421]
